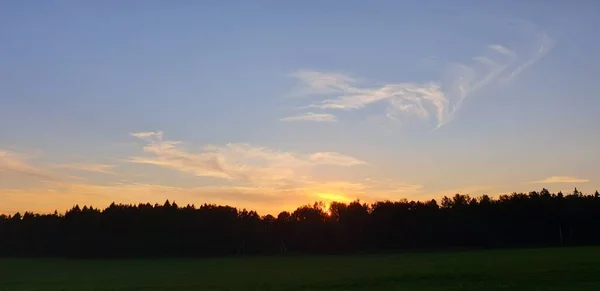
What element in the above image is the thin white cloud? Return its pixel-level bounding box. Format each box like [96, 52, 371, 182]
[292, 72, 448, 126]
[507, 32, 553, 80]
[286, 21, 553, 129]
[388, 98, 430, 120]
[528, 176, 590, 184]
[53, 163, 116, 175]
[281, 112, 338, 122]
[309, 152, 367, 166]
[289, 70, 362, 96]
[128, 131, 365, 188]
[0, 150, 57, 181]
[131, 131, 163, 139]
[489, 44, 515, 56]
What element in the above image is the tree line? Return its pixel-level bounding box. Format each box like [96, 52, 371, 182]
[1, 188, 599, 257]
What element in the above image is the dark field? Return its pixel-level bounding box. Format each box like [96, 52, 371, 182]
[1, 247, 599, 291]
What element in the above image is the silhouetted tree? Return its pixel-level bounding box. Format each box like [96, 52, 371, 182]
[1, 189, 600, 257]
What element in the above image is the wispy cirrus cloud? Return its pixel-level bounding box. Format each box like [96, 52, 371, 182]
[128, 131, 366, 188]
[131, 131, 162, 139]
[489, 44, 516, 57]
[281, 112, 338, 122]
[53, 163, 116, 175]
[0, 150, 417, 215]
[309, 152, 367, 166]
[0, 133, 417, 215]
[284, 21, 553, 129]
[288, 70, 361, 96]
[0, 150, 57, 182]
[504, 20, 554, 82]
[528, 176, 590, 184]
[289, 71, 448, 126]
[125, 131, 431, 209]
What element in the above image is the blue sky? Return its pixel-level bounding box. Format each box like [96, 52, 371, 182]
[1, 1, 599, 215]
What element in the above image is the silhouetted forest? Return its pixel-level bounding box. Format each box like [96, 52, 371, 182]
[1, 188, 600, 258]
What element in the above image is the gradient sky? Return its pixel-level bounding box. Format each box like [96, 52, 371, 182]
[1, 1, 599, 215]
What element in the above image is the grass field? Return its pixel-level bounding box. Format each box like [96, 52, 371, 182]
[1, 247, 599, 291]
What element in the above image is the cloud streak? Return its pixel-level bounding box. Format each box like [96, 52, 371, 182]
[0, 150, 57, 182]
[309, 152, 367, 166]
[53, 163, 116, 175]
[284, 21, 553, 129]
[128, 131, 366, 188]
[528, 176, 590, 184]
[288, 70, 361, 96]
[281, 112, 338, 122]
[489, 44, 515, 57]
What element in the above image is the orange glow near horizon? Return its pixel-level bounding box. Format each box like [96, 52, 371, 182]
[316, 193, 352, 203]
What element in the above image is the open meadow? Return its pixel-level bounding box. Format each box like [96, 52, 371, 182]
[1, 247, 599, 291]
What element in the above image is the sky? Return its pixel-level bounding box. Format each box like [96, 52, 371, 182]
[1, 1, 599, 215]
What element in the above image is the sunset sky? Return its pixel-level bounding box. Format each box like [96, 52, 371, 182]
[1, 1, 599, 215]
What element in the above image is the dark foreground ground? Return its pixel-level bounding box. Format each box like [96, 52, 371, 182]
[1, 247, 599, 291]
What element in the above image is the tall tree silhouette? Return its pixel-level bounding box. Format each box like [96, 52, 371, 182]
[1, 189, 600, 258]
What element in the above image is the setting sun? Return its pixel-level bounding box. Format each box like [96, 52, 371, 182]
[316, 193, 349, 216]
[324, 203, 332, 216]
